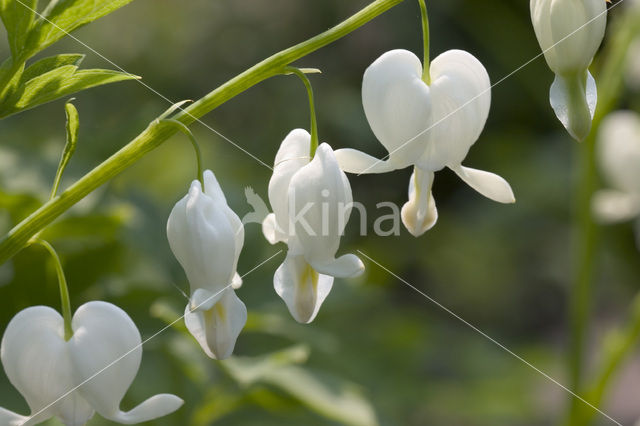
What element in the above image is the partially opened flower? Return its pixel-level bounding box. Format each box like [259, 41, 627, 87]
[262, 130, 364, 323]
[530, 0, 607, 141]
[592, 111, 640, 241]
[0, 301, 183, 426]
[167, 170, 246, 359]
[335, 49, 514, 236]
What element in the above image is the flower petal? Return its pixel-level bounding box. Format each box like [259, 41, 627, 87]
[549, 71, 596, 141]
[268, 129, 312, 238]
[597, 111, 640, 194]
[0, 306, 93, 426]
[289, 143, 353, 264]
[401, 168, 438, 237]
[274, 255, 334, 324]
[184, 288, 247, 360]
[451, 164, 515, 203]
[592, 190, 640, 224]
[231, 272, 243, 289]
[419, 50, 491, 170]
[68, 301, 182, 424]
[309, 253, 364, 279]
[333, 148, 396, 174]
[548, 0, 606, 73]
[167, 179, 238, 293]
[362, 49, 432, 169]
[0, 408, 29, 426]
[262, 212, 286, 244]
[190, 288, 224, 312]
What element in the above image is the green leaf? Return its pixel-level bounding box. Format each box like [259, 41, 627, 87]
[261, 366, 378, 426]
[0, 56, 25, 101]
[20, 53, 84, 83]
[221, 345, 311, 387]
[0, 0, 37, 58]
[0, 65, 138, 117]
[24, 0, 135, 57]
[220, 346, 378, 426]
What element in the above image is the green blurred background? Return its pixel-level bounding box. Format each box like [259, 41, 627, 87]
[1, 0, 639, 425]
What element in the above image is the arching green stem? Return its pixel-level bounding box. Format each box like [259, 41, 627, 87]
[284, 67, 320, 157]
[0, 0, 405, 266]
[31, 239, 73, 341]
[160, 119, 204, 190]
[418, 0, 430, 83]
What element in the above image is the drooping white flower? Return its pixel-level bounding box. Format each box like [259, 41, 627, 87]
[0, 301, 183, 426]
[530, 0, 607, 141]
[167, 170, 246, 359]
[335, 49, 515, 236]
[262, 130, 364, 323]
[592, 111, 640, 239]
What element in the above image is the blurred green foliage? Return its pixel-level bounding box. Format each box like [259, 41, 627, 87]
[0, 1, 639, 425]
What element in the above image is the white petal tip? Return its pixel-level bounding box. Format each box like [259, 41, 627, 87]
[107, 394, 184, 424]
[452, 165, 515, 204]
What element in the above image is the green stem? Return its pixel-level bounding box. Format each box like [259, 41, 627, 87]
[31, 239, 73, 340]
[161, 119, 204, 189]
[567, 127, 598, 420]
[584, 294, 640, 424]
[418, 0, 430, 83]
[0, 0, 404, 266]
[284, 67, 319, 157]
[565, 8, 640, 425]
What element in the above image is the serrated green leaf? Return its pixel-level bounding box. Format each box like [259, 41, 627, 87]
[0, 0, 37, 58]
[0, 66, 138, 117]
[23, 0, 135, 57]
[20, 53, 84, 83]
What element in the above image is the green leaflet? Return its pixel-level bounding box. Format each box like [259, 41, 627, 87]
[222, 347, 378, 426]
[0, 1, 137, 118]
[0, 65, 138, 118]
[23, 0, 135, 58]
[50, 100, 79, 198]
[0, 0, 37, 59]
[20, 53, 84, 83]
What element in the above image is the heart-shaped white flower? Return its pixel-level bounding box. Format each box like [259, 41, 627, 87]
[335, 49, 514, 236]
[263, 130, 364, 323]
[0, 301, 183, 426]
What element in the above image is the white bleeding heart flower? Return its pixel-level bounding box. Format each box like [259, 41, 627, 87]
[262, 130, 364, 323]
[0, 301, 183, 426]
[530, 0, 607, 141]
[592, 112, 640, 241]
[334, 49, 514, 237]
[167, 170, 246, 359]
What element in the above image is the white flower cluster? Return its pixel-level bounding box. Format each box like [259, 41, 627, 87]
[1, 1, 617, 425]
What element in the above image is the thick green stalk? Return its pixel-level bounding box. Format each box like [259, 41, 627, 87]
[0, 0, 404, 265]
